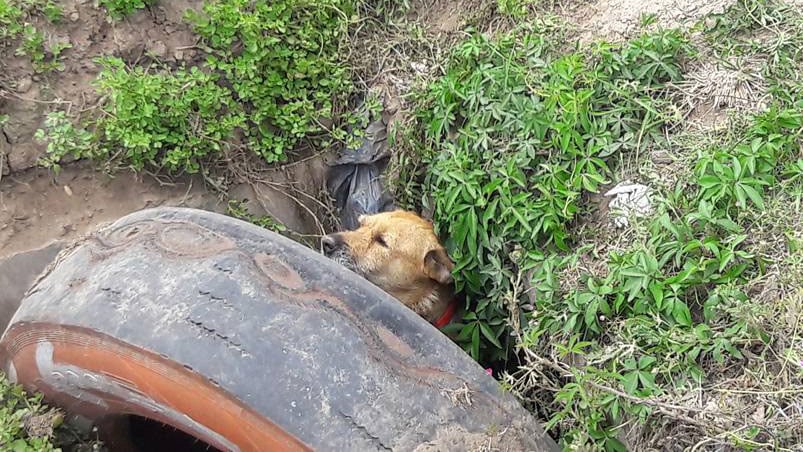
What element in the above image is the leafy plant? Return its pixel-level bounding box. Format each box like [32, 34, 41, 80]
[14, 25, 71, 72]
[93, 57, 245, 173]
[523, 104, 803, 447]
[226, 200, 287, 234]
[35, 111, 95, 174]
[0, 374, 60, 451]
[99, 0, 154, 19]
[496, 0, 535, 17]
[415, 26, 690, 362]
[703, 0, 803, 105]
[1, 0, 62, 39]
[0, 0, 23, 38]
[42, 0, 364, 175]
[40, 0, 60, 22]
[401, 8, 803, 446]
[188, 0, 359, 162]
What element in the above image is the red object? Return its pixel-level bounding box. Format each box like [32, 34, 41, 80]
[433, 298, 459, 329]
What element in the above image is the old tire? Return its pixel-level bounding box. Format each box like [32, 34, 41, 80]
[0, 207, 557, 451]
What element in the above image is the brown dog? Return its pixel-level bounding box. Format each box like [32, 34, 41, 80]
[321, 210, 458, 326]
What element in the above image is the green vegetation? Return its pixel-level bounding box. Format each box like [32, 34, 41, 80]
[395, 0, 803, 449]
[525, 107, 802, 449]
[7, 0, 803, 448]
[35, 111, 95, 173]
[15, 25, 69, 72]
[704, 0, 803, 105]
[94, 58, 245, 173]
[99, 0, 153, 19]
[37, 0, 361, 174]
[188, 0, 358, 162]
[496, 0, 536, 17]
[417, 25, 691, 362]
[1, 0, 67, 72]
[226, 200, 287, 234]
[0, 0, 61, 38]
[0, 1, 23, 38]
[0, 374, 60, 451]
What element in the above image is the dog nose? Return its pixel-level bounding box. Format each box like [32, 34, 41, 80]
[321, 234, 338, 255]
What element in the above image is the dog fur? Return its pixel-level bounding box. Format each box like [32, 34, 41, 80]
[321, 210, 455, 323]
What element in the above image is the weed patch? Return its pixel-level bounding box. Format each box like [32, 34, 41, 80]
[401, 2, 803, 448]
[415, 25, 691, 363]
[0, 0, 23, 39]
[0, 373, 60, 451]
[226, 199, 287, 234]
[1, 0, 67, 72]
[188, 0, 359, 163]
[15, 25, 69, 72]
[35, 111, 95, 173]
[703, 0, 803, 105]
[93, 58, 245, 173]
[38, 0, 364, 175]
[100, 0, 153, 19]
[518, 106, 803, 449]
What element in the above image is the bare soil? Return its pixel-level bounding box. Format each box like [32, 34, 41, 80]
[563, 0, 733, 43]
[0, 162, 221, 257]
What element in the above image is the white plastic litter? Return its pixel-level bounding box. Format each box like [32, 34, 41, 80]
[604, 181, 653, 228]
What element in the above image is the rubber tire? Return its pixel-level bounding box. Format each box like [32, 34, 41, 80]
[1, 207, 557, 451]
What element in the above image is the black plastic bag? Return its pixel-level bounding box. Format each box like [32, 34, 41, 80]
[327, 116, 396, 230]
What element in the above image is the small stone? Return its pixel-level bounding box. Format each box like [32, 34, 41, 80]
[149, 41, 168, 59]
[173, 49, 184, 61]
[651, 149, 673, 165]
[69, 11, 79, 21]
[16, 76, 32, 93]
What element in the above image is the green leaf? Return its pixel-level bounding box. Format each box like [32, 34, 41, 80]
[584, 300, 599, 326]
[672, 302, 692, 327]
[622, 371, 639, 394]
[698, 175, 720, 188]
[638, 370, 656, 390]
[740, 183, 765, 209]
[479, 322, 503, 349]
[639, 355, 657, 369]
[648, 282, 664, 308]
[605, 437, 628, 452]
[471, 325, 480, 359]
[732, 156, 742, 179]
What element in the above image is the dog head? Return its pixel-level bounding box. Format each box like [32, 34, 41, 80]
[321, 210, 455, 318]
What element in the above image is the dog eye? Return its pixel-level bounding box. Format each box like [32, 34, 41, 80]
[374, 235, 388, 247]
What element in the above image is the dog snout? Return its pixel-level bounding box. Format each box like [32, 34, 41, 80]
[321, 233, 344, 255]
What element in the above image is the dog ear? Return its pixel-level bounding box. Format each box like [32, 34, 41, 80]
[424, 248, 454, 285]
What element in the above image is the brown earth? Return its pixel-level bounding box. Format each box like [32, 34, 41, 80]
[0, 162, 221, 257]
